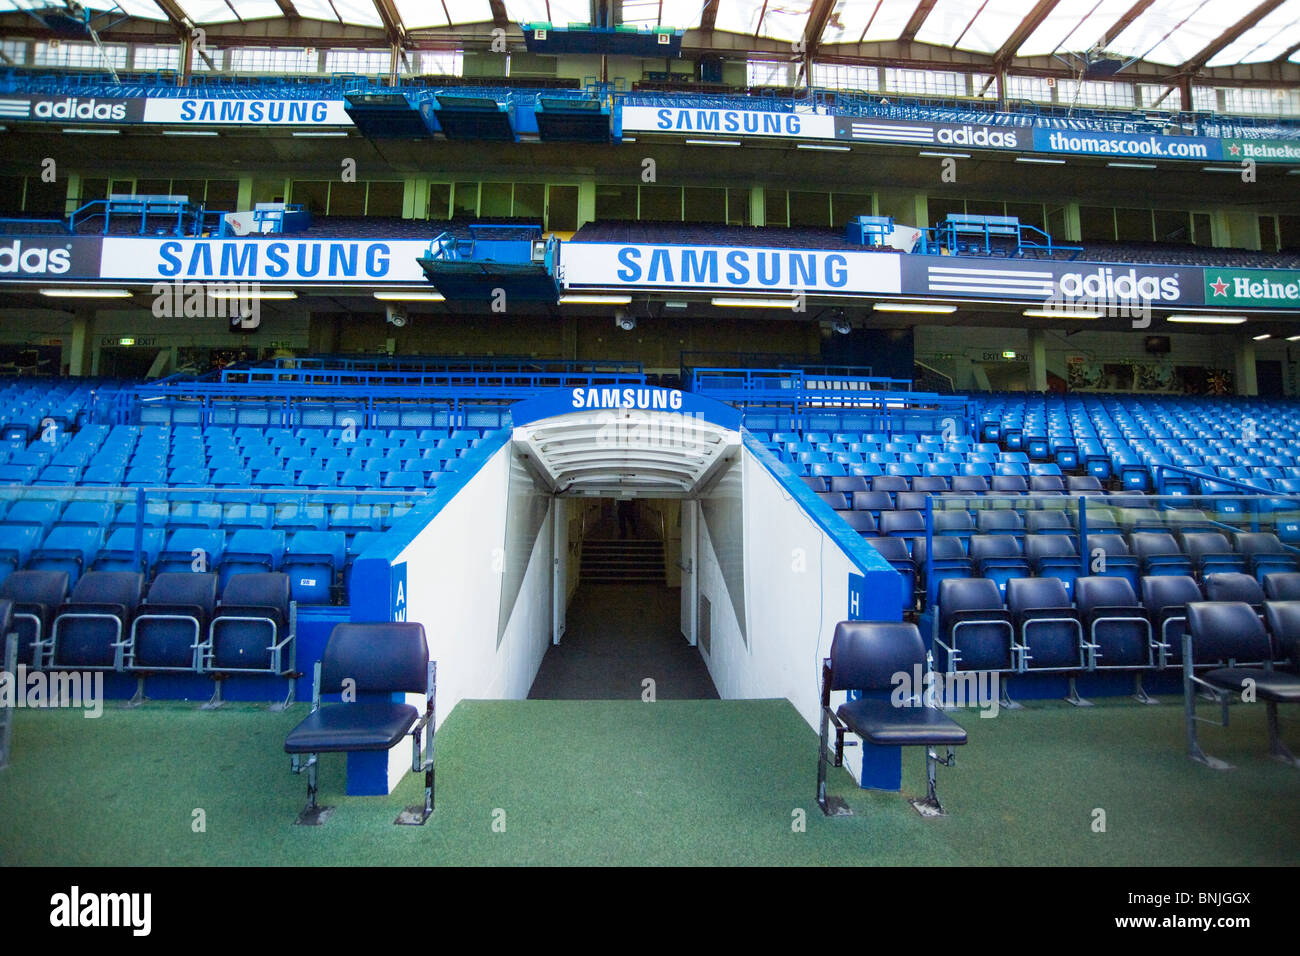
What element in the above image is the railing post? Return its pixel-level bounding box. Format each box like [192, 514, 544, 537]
[924, 495, 936, 612]
[1078, 495, 1089, 578]
[133, 485, 145, 573]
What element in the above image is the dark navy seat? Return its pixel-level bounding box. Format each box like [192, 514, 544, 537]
[1183, 601, 1300, 769]
[125, 573, 220, 698]
[44, 572, 145, 671]
[1264, 572, 1300, 601]
[1234, 533, 1298, 581]
[1141, 575, 1204, 669]
[817, 621, 967, 817]
[1180, 532, 1245, 576]
[864, 537, 915, 607]
[935, 577, 1014, 677]
[1264, 601, 1300, 670]
[838, 511, 877, 536]
[284, 621, 435, 826]
[1025, 534, 1081, 596]
[1005, 577, 1087, 700]
[967, 535, 1029, 595]
[1203, 572, 1265, 611]
[0, 569, 69, 667]
[1130, 532, 1193, 578]
[1074, 576, 1156, 701]
[201, 572, 296, 709]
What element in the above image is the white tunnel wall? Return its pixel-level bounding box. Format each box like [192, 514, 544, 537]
[390, 442, 555, 728]
[695, 444, 868, 731]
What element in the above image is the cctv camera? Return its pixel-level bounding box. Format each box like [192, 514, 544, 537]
[385, 304, 408, 328]
[614, 309, 636, 332]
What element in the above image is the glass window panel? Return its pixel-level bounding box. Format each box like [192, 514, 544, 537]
[480, 182, 513, 217]
[1017, 0, 1134, 58]
[1115, 207, 1153, 242]
[204, 181, 239, 209]
[1005, 202, 1046, 232]
[916, 0, 1037, 53]
[765, 189, 788, 227]
[595, 184, 637, 220]
[0, 177, 23, 215]
[788, 191, 830, 227]
[513, 183, 545, 219]
[684, 187, 726, 224]
[1154, 209, 1192, 244]
[453, 182, 479, 218]
[330, 181, 366, 216]
[727, 188, 751, 226]
[135, 179, 171, 197]
[1079, 205, 1115, 241]
[291, 181, 330, 216]
[832, 193, 873, 228]
[1278, 215, 1300, 250]
[640, 184, 682, 221]
[547, 185, 579, 232]
[428, 183, 452, 219]
[366, 181, 404, 217]
[1110, 0, 1245, 66]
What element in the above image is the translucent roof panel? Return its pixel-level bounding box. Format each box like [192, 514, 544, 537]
[620, 0, 705, 28]
[289, 0, 383, 27]
[715, 0, 817, 42]
[505, 0, 591, 25]
[0, 0, 167, 17]
[394, 0, 493, 27]
[821, 0, 923, 45]
[1206, 0, 1300, 66]
[174, 0, 285, 24]
[1109, 0, 1250, 66]
[915, 0, 1039, 54]
[1016, 0, 1135, 57]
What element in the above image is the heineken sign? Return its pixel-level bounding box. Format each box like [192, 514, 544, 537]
[1221, 139, 1300, 164]
[1206, 269, 1300, 307]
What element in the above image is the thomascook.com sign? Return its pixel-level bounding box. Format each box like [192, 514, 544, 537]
[1205, 268, 1300, 307]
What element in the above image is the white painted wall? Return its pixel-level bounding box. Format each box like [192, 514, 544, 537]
[695, 447, 859, 731]
[393, 443, 554, 730]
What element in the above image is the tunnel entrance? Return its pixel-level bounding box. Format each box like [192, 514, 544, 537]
[528, 499, 719, 700]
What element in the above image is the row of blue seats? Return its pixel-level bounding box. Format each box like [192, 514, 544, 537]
[0, 523, 386, 603]
[1, 569, 296, 708]
[931, 576, 1299, 698]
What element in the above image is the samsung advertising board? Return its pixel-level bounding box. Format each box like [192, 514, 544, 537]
[561, 242, 902, 295]
[142, 98, 353, 126]
[99, 237, 432, 283]
[620, 104, 835, 139]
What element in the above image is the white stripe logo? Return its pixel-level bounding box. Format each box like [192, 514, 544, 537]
[928, 265, 1055, 296]
[846, 122, 935, 144]
[0, 99, 31, 117]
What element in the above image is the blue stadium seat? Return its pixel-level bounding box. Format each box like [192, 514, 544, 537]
[967, 535, 1029, 595]
[817, 621, 967, 817]
[124, 572, 220, 684]
[284, 531, 346, 604]
[156, 529, 226, 576]
[1073, 576, 1155, 699]
[43, 571, 145, 671]
[284, 621, 434, 825]
[1005, 577, 1086, 695]
[26, 525, 105, 585]
[1141, 575, 1204, 669]
[935, 577, 1015, 678]
[201, 572, 295, 709]
[218, 529, 286, 586]
[1264, 573, 1300, 601]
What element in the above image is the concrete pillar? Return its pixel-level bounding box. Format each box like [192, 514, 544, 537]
[67, 308, 95, 377]
[1028, 328, 1048, 392]
[1235, 337, 1258, 396]
[236, 177, 254, 210]
[749, 185, 765, 227]
[404, 177, 428, 220]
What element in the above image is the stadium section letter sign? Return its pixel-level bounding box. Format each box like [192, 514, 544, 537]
[1205, 269, 1300, 308]
[560, 243, 901, 295]
[143, 98, 353, 126]
[99, 238, 432, 283]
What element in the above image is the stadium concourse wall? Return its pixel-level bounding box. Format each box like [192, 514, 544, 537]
[346, 429, 557, 795]
[693, 433, 907, 789]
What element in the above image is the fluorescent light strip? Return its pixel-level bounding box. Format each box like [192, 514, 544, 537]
[711, 296, 799, 308]
[685, 139, 740, 147]
[207, 289, 297, 300]
[918, 150, 970, 159]
[1252, 333, 1272, 341]
[1106, 161, 1157, 169]
[162, 129, 218, 136]
[873, 302, 957, 314]
[1167, 315, 1247, 325]
[39, 288, 131, 298]
[373, 291, 445, 302]
[559, 295, 632, 305]
[1016, 156, 1065, 164]
[1287, 334, 1300, 341]
[61, 127, 119, 135]
[292, 131, 349, 138]
[796, 143, 850, 152]
[1201, 166, 1242, 173]
[1023, 308, 1102, 319]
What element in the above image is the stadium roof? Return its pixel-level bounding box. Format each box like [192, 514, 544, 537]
[1, 1, 1298, 69]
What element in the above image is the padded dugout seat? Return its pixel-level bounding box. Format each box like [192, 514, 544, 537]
[124, 573, 220, 699]
[1183, 601, 1300, 769]
[200, 572, 296, 709]
[42, 571, 145, 671]
[817, 621, 967, 817]
[284, 621, 436, 826]
[0, 569, 68, 667]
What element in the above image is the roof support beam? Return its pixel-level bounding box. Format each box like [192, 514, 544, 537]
[991, 0, 1059, 66]
[1099, 0, 1154, 48]
[370, 0, 407, 46]
[900, 0, 938, 44]
[1171, 0, 1285, 77]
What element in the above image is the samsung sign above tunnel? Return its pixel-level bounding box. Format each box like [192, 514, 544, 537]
[510, 387, 742, 430]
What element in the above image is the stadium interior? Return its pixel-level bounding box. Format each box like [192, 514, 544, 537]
[0, 0, 1298, 867]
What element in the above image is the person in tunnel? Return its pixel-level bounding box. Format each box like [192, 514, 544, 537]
[617, 498, 639, 539]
